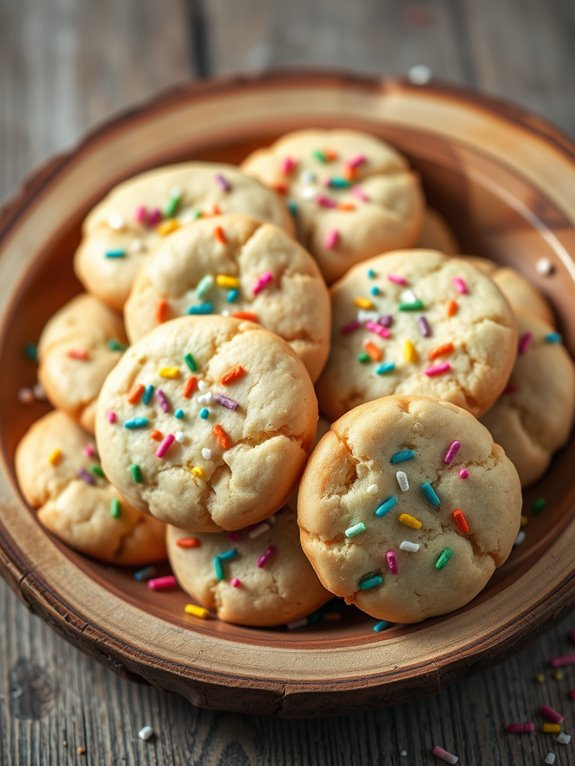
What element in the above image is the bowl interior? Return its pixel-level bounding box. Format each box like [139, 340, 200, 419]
[2, 116, 574, 649]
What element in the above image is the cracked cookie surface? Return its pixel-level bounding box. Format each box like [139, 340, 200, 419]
[124, 213, 331, 381]
[74, 163, 293, 310]
[241, 129, 424, 283]
[15, 411, 166, 565]
[96, 315, 318, 532]
[298, 396, 522, 623]
[316, 250, 518, 420]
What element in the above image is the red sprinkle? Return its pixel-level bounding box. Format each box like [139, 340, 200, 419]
[176, 537, 201, 549]
[214, 225, 227, 244]
[518, 331, 533, 354]
[156, 299, 170, 324]
[540, 704, 564, 723]
[452, 509, 470, 534]
[569, 689, 575, 700]
[506, 722, 535, 733]
[150, 429, 163, 441]
[281, 156, 297, 174]
[67, 348, 90, 361]
[148, 576, 177, 591]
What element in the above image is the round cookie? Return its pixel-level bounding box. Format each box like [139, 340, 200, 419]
[316, 250, 518, 421]
[124, 214, 331, 382]
[466, 256, 554, 326]
[298, 396, 522, 623]
[480, 313, 575, 487]
[95, 315, 318, 532]
[74, 163, 294, 311]
[38, 293, 128, 433]
[241, 129, 424, 284]
[15, 410, 166, 565]
[417, 209, 459, 254]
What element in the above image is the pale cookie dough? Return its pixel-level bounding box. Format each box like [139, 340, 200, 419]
[38, 294, 128, 433]
[124, 214, 331, 382]
[15, 411, 166, 565]
[298, 396, 522, 623]
[417, 209, 459, 254]
[95, 315, 318, 532]
[481, 314, 575, 487]
[74, 163, 294, 310]
[241, 129, 424, 283]
[317, 250, 517, 421]
[466, 256, 554, 326]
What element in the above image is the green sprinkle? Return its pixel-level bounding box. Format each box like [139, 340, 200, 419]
[107, 338, 127, 352]
[545, 332, 562, 344]
[345, 522, 366, 538]
[130, 464, 143, 484]
[373, 620, 393, 632]
[142, 384, 155, 405]
[313, 149, 327, 163]
[375, 362, 396, 375]
[174, 408, 185, 419]
[164, 189, 183, 218]
[358, 351, 371, 364]
[435, 548, 453, 570]
[358, 573, 383, 590]
[196, 274, 214, 298]
[89, 464, 105, 478]
[192, 209, 202, 220]
[421, 481, 441, 507]
[399, 300, 424, 311]
[199, 407, 209, 419]
[105, 249, 126, 259]
[218, 548, 237, 562]
[24, 343, 38, 362]
[375, 496, 398, 517]
[213, 556, 224, 581]
[532, 497, 547, 514]
[184, 353, 197, 372]
[110, 498, 122, 519]
[390, 449, 415, 464]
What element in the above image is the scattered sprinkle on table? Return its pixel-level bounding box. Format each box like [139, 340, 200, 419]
[432, 745, 458, 764]
[147, 576, 177, 591]
[138, 725, 154, 741]
[184, 604, 210, 619]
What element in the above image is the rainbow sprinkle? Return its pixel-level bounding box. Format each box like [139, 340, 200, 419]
[185, 604, 210, 619]
[418, 316, 431, 337]
[156, 389, 171, 413]
[396, 471, 409, 492]
[345, 522, 366, 538]
[376, 362, 396, 375]
[421, 482, 441, 507]
[386, 551, 398, 574]
[444, 440, 461, 464]
[435, 548, 453, 569]
[399, 299, 424, 311]
[424, 362, 451, 377]
[124, 417, 149, 430]
[390, 449, 415, 464]
[358, 573, 383, 590]
[375, 496, 398, 517]
[324, 229, 340, 250]
[110, 498, 122, 519]
[398, 513, 422, 530]
[105, 249, 126, 259]
[187, 303, 213, 315]
[252, 271, 274, 295]
[518, 331, 533, 354]
[155, 434, 175, 458]
[48, 448, 62, 466]
[400, 540, 420, 552]
[388, 274, 407, 286]
[453, 276, 468, 294]
[130, 464, 143, 483]
[148, 576, 177, 591]
[214, 173, 231, 192]
[214, 393, 239, 411]
[257, 545, 276, 568]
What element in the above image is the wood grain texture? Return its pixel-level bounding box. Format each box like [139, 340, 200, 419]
[1, 0, 575, 764]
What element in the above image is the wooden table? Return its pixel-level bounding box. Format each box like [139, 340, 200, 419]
[1, 1, 574, 763]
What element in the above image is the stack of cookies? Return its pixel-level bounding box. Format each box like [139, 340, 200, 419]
[16, 130, 575, 628]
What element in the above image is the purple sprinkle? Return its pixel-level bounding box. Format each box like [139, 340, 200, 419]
[340, 319, 361, 334]
[378, 314, 394, 328]
[229, 531, 241, 541]
[518, 331, 533, 354]
[147, 208, 163, 227]
[257, 545, 276, 568]
[156, 389, 171, 413]
[215, 173, 231, 192]
[77, 468, 95, 486]
[214, 393, 239, 411]
[418, 316, 431, 337]
[444, 440, 462, 464]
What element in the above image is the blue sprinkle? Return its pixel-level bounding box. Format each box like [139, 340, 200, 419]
[105, 249, 126, 259]
[24, 343, 38, 362]
[123, 417, 149, 430]
[134, 565, 157, 582]
[218, 548, 237, 562]
[370, 286, 381, 296]
[142, 384, 155, 405]
[545, 332, 562, 344]
[199, 407, 209, 419]
[187, 302, 213, 315]
[227, 288, 239, 303]
[375, 362, 396, 375]
[373, 620, 393, 633]
[375, 496, 398, 517]
[287, 199, 298, 216]
[390, 449, 415, 464]
[367, 268, 377, 279]
[174, 408, 185, 419]
[421, 481, 441, 507]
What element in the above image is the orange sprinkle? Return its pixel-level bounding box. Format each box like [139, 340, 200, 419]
[156, 299, 169, 324]
[232, 311, 258, 322]
[150, 429, 163, 441]
[213, 424, 231, 449]
[363, 340, 383, 362]
[67, 348, 90, 361]
[182, 376, 198, 398]
[427, 342, 455, 361]
[211, 204, 221, 216]
[452, 509, 470, 534]
[343, 166, 357, 182]
[220, 365, 246, 386]
[338, 202, 356, 212]
[446, 299, 458, 317]
[214, 225, 227, 244]
[271, 183, 288, 195]
[324, 148, 339, 162]
[176, 537, 201, 549]
[127, 383, 145, 404]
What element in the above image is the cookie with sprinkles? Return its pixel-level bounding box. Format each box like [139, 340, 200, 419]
[298, 396, 522, 623]
[241, 129, 424, 283]
[15, 410, 166, 565]
[95, 315, 318, 531]
[417, 209, 459, 254]
[38, 293, 128, 433]
[124, 214, 331, 381]
[481, 313, 575, 487]
[316, 249, 517, 420]
[74, 163, 294, 311]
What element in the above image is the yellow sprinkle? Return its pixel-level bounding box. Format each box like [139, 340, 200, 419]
[191, 466, 204, 478]
[542, 723, 561, 733]
[521, 515, 529, 528]
[184, 604, 210, 619]
[403, 339, 418, 363]
[323, 612, 342, 622]
[48, 448, 62, 466]
[354, 297, 374, 309]
[534, 673, 545, 684]
[216, 274, 240, 288]
[553, 670, 564, 681]
[157, 219, 181, 236]
[398, 513, 422, 530]
[158, 367, 181, 379]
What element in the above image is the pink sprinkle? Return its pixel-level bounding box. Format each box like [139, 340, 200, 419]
[346, 154, 366, 170]
[506, 722, 535, 733]
[229, 531, 241, 541]
[550, 654, 575, 669]
[424, 362, 452, 377]
[432, 745, 458, 764]
[215, 173, 231, 192]
[351, 186, 370, 202]
[444, 440, 461, 464]
[281, 156, 297, 174]
[366, 320, 391, 339]
[257, 545, 276, 568]
[518, 332, 533, 354]
[453, 276, 468, 295]
[252, 271, 274, 295]
[155, 433, 175, 459]
[569, 629, 575, 644]
[388, 274, 408, 286]
[541, 704, 564, 723]
[83, 444, 96, 458]
[386, 550, 398, 574]
[324, 229, 340, 250]
[107, 411, 117, 424]
[147, 576, 177, 592]
[340, 319, 361, 335]
[135, 204, 147, 223]
[459, 468, 469, 479]
[147, 207, 163, 227]
[316, 194, 337, 209]
[231, 577, 242, 588]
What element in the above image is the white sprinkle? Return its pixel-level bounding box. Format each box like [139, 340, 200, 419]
[201, 448, 212, 460]
[107, 213, 125, 231]
[197, 392, 212, 405]
[198, 380, 207, 392]
[556, 733, 571, 744]
[174, 431, 185, 443]
[357, 309, 380, 323]
[299, 170, 316, 184]
[514, 530, 526, 547]
[396, 471, 409, 492]
[268, 515, 277, 525]
[400, 540, 420, 553]
[221, 310, 230, 316]
[170, 185, 182, 198]
[130, 239, 145, 253]
[179, 210, 198, 225]
[300, 187, 317, 201]
[287, 618, 308, 630]
[400, 289, 417, 303]
[536, 257, 554, 276]
[400, 752, 407, 758]
[248, 522, 270, 540]
[407, 64, 432, 85]
[33, 382, 46, 400]
[138, 725, 154, 741]
[17, 387, 34, 404]
[544, 753, 556, 765]
[366, 483, 378, 495]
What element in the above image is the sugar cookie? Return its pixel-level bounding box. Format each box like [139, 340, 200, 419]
[417, 209, 459, 254]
